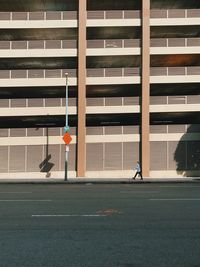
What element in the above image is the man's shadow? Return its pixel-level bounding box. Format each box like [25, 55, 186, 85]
[39, 128, 54, 177]
[174, 124, 200, 177]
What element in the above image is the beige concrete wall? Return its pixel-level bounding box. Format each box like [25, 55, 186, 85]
[0, 124, 199, 178]
[141, 0, 150, 177]
[77, 0, 86, 177]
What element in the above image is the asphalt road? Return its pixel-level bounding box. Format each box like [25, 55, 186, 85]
[0, 183, 200, 267]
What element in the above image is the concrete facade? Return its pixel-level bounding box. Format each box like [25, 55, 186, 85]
[0, 0, 200, 179]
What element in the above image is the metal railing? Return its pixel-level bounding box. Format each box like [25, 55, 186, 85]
[150, 9, 200, 19]
[0, 9, 199, 21]
[0, 40, 77, 49]
[0, 38, 200, 50]
[0, 11, 77, 20]
[87, 10, 141, 19]
[0, 67, 199, 79]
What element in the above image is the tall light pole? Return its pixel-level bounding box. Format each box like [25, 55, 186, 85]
[64, 73, 69, 181]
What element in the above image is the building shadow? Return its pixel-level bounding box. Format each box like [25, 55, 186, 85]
[39, 128, 54, 177]
[174, 124, 200, 177]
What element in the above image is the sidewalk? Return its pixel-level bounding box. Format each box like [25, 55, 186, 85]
[0, 177, 199, 184]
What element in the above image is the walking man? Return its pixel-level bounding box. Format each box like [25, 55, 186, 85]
[132, 161, 143, 180]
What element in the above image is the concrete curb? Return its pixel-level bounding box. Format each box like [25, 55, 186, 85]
[0, 178, 199, 184]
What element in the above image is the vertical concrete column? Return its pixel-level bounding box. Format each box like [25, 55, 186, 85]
[141, 0, 150, 177]
[77, 0, 87, 177]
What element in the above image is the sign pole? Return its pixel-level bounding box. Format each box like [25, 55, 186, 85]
[64, 73, 69, 181]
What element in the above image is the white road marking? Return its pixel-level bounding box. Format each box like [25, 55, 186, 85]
[0, 200, 52, 202]
[159, 186, 200, 188]
[120, 191, 158, 193]
[0, 192, 32, 194]
[150, 198, 200, 201]
[32, 214, 107, 217]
